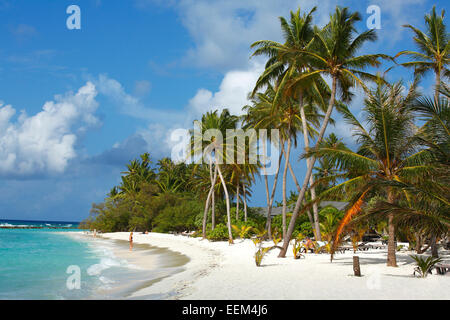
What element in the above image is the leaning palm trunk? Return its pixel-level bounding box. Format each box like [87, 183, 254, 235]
[243, 183, 248, 222]
[262, 137, 283, 239]
[299, 97, 321, 241]
[236, 182, 240, 221]
[281, 138, 292, 239]
[279, 77, 337, 257]
[285, 153, 315, 228]
[263, 174, 272, 239]
[265, 151, 283, 239]
[210, 159, 216, 230]
[216, 160, 233, 243]
[211, 190, 215, 230]
[203, 165, 218, 238]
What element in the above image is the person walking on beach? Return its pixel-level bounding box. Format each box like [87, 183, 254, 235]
[93, 229, 96, 238]
[129, 232, 133, 251]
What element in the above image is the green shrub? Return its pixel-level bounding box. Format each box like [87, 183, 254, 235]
[152, 200, 202, 233]
[299, 221, 314, 237]
[411, 255, 442, 278]
[206, 224, 233, 241]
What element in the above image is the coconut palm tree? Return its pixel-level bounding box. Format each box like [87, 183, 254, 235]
[278, 6, 389, 257]
[395, 6, 449, 102]
[243, 86, 283, 238]
[251, 7, 331, 240]
[190, 109, 239, 242]
[304, 79, 432, 266]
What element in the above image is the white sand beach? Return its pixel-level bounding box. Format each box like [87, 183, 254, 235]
[96, 232, 450, 300]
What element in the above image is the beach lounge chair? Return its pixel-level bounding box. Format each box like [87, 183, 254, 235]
[434, 263, 450, 275]
[357, 242, 370, 251]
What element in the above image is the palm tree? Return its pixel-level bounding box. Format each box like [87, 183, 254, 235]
[119, 153, 155, 195]
[243, 86, 283, 239]
[251, 7, 330, 240]
[190, 109, 239, 242]
[395, 6, 449, 102]
[278, 6, 389, 257]
[306, 79, 430, 266]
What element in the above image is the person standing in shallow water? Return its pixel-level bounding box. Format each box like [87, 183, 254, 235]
[129, 232, 133, 251]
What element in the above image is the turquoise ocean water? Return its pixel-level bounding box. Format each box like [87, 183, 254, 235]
[0, 220, 185, 300]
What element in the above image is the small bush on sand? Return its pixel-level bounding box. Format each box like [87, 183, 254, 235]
[411, 255, 442, 278]
[206, 224, 231, 241]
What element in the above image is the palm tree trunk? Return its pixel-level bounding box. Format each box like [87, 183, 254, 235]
[299, 93, 321, 241]
[243, 183, 248, 222]
[203, 164, 218, 239]
[266, 150, 283, 239]
[236, 182, 240, 221]
[285, 153, 315, 228]
[264, 174, 272, 239]
[202, 190, 211, 239]
[387, 213, 397, 266]
[286, 158, 300, 192]
[216, 160, 233, 243]
[435, 69, 441, 103]
[387, 188, 397, 267]
[211, 190, 215, 230]
[262, 137, 271, 237]
[279, 76, 337, 258]
[430, 234, 439, 258]
[415, 232, 422, 253]
[210, 160, 216, 230]
[262, 137, 283, 240]
[282, 138, 292, 240]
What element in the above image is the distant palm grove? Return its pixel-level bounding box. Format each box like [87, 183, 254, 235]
[80, 5, 449, 267]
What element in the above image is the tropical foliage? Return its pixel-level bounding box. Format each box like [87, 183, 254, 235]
[81, 5, 449, 268]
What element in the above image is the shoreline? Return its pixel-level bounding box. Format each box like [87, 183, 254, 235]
[96, 232, 450, 300]
[66, 232, 191, 299]
[99, 232, 223, 299]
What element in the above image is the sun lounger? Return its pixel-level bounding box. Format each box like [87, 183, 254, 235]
[434, 263, 450, 275]
[335, 247, 347, 254]
[368, 244, 386, 249]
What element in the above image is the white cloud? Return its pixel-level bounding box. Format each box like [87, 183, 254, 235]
[188, 62, 263, 116]
[145, 0, 429, 70]
[95, 74, 184, 123]
[369, 0, 428, 46]
[0, 82, 99, 176]
[134, 80, 152, 97]
[92, 75, 191, 159]
[176, 0, 303, 69]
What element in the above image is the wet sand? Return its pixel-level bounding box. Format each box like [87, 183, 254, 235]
[67, 232, 190, 299]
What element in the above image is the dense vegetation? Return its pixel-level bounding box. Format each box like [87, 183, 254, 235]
[81, 5, 449, 266]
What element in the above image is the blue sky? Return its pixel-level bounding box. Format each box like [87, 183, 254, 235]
[0, 0, 446, 222]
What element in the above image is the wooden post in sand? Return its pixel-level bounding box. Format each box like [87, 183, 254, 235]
[353, 256, 361, 276]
